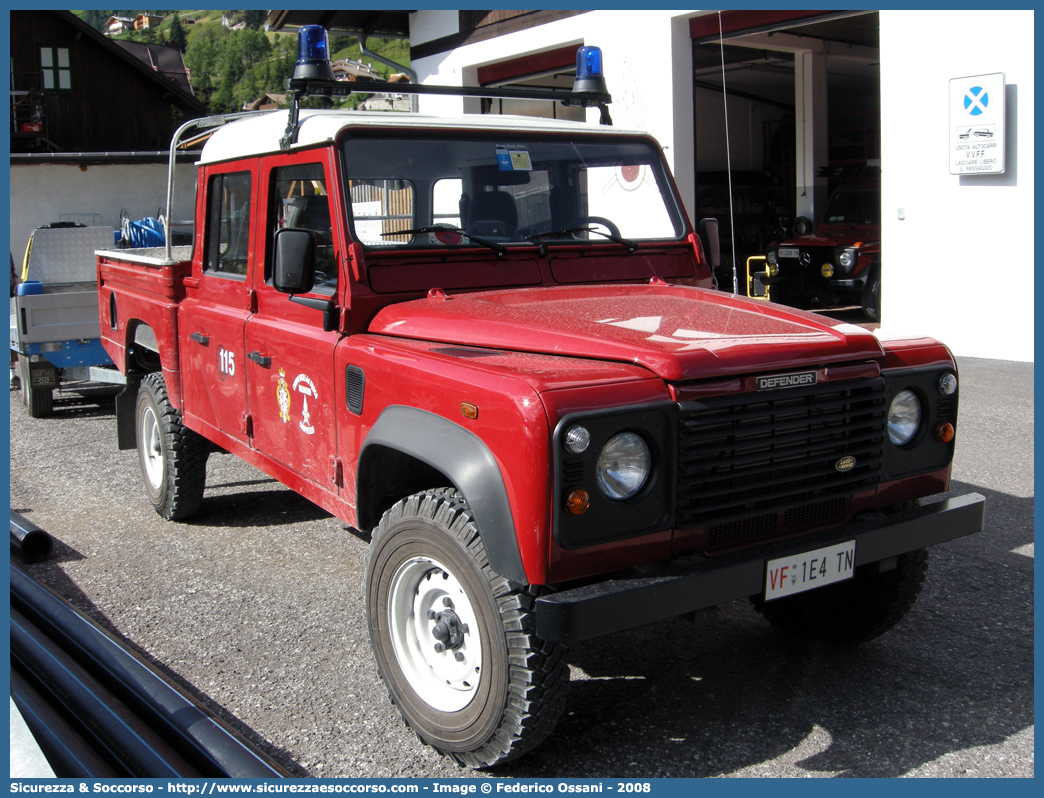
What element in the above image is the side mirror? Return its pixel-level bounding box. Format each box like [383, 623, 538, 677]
[273, 228, 317, 294]
[697, 217, 720, 269]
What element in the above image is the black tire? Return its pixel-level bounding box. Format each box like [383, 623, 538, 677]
[752, 548, 929, 646]
[135, 372, 209, 520]
[365, 488, 569, 768]
[770, 287, 806, 309]
[20, 355, 54, 418]
[862, 268, 881, 322]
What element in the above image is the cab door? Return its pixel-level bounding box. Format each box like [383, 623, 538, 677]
[243, 151, 343, 492]
[180, 162, 257, 443]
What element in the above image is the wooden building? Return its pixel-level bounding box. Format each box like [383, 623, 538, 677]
[9, 10, 205, 153]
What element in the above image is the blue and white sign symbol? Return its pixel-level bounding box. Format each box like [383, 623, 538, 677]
[963, 86, 989, 116]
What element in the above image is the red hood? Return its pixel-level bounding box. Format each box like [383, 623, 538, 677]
[368, 285, 883, 382]
[786, 226, 881, 247]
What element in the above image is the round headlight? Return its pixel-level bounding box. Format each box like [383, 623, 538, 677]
[596, 432, 651, 500]
[888, 390, 922, 446]
[821, 263, 835, 278]
[766, 249, 778, 266]
[838, 249, 853, 269]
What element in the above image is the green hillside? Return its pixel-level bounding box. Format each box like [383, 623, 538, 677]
[72, 10, 411, 114]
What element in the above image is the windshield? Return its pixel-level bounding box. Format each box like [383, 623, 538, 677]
[341, 132, 686, 250]
[822, 187, 881, 226]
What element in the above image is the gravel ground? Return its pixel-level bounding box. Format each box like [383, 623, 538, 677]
[7, 356, 1033, 778]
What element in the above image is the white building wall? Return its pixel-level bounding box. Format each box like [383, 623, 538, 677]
[9, 161, 197, 264]
[879, 10, 1034, 362]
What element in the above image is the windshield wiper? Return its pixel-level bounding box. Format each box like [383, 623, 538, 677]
[382, 225, 508, 258]
[525, 226, 639, 254]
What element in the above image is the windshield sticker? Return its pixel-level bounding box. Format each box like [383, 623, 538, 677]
[496, 147, 533, 171]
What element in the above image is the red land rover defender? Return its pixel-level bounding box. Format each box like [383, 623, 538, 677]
[96, 31, 982, 767]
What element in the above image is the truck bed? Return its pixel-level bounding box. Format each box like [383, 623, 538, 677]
[96, 245, 194, 406]
[95, 245, 193, 268]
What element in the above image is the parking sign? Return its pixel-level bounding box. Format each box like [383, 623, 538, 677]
[949, 73, 1005, 175]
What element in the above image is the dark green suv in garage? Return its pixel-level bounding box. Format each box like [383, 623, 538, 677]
[765, 183, 881, 321]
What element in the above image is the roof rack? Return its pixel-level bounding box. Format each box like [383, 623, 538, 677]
[280, 25, 613, 151]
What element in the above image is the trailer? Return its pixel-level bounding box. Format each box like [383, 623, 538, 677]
[11, 223, 125, 417]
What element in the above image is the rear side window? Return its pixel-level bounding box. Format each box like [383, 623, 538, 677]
[205, 171, 252, 278]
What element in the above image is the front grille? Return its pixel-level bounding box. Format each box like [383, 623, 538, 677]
[787, 248, 833, 277]
[676, 377, 885, 534]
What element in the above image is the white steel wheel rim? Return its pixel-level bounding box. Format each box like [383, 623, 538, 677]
[140, 405, 164, 491]
[387, 555, 482, 713]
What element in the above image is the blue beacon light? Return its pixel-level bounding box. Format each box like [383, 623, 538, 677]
[572, 46, 609, 96]
[294, 25, 335, 80]
[576, 47, 602, 79]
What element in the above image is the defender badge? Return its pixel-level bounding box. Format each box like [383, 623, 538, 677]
[835, 456, 856, 472]
[757, 371, 817, 391]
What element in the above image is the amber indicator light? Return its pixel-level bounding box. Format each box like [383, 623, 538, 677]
[564, 488, 590, 515]
[460, 403, 479, 420]
[935, 422, 955, 443]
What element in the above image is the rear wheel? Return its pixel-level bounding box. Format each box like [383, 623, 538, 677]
[20, 355, 54, 418]
[135, 372, 209, 520]
[752, 548, 929, 646]
[365, 488, 569, 768]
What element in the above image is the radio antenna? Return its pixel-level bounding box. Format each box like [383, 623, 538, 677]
[718, 11, 739, 293]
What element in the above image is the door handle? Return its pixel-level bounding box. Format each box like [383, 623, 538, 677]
[189, 332, 209, 345]
[248, 351, 271, 368]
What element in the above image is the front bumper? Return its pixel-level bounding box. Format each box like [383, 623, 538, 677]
[764, 274, 867, 291]
[535, 492, 984, 644]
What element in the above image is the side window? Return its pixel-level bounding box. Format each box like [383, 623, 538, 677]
[204, 171, 252, 278]
[270, 164, 336, 293]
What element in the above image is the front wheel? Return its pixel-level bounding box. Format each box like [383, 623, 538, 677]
[365, 489, 569, 768]
[135, 372, 209, 520]
[862, 268, 881, 322]
[752, 548, 929, 646]
[770, 286, 807, 310]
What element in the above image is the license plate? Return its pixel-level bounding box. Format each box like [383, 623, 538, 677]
[778, 247, 800, 259]
[764, 540, 855, 601]
[31, 370, 56, 388]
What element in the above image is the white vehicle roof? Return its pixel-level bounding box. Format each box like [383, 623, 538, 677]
[198, 109, 650, 165]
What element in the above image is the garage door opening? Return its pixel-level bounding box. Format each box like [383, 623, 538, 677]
[691, 10, 882, 324]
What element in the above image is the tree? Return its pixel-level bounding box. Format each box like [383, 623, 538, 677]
[169, 12, 187, 53]
[243, 10, 267, 30]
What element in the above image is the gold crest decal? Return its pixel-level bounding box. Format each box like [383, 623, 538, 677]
[277, 369, 290, 423]
[835, 456, 856, 472]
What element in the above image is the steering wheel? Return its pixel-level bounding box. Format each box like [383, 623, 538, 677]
[566, 216, 622, 239]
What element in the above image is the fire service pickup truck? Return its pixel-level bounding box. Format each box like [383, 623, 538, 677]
[764, 182, 882, 321]
[96, 29, 983, 768]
